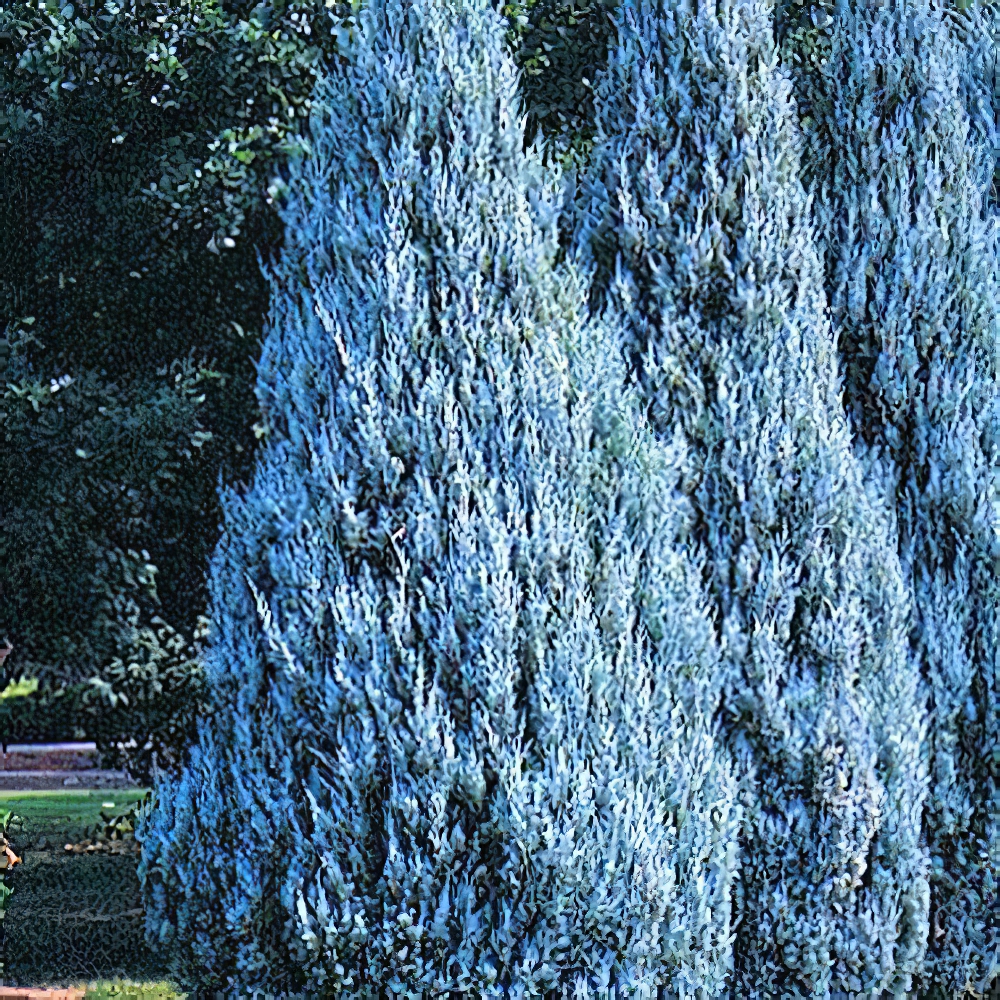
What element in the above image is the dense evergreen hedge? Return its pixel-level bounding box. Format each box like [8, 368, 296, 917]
[137, 0, 1000, 995]
[139, 0, 742, 989]
[3, 0, 997, 991]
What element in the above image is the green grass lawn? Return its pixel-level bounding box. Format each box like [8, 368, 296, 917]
[82, 980, 186, 999]
[0, 789, 149, 844]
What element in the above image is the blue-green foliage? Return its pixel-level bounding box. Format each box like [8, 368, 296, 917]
[584, 0, 932, 993]
[137, 0, 1000, 994]
[821, 0, 999, 992]
[139, 0, 740, 991]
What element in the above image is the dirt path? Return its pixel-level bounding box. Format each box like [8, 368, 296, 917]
[0, 745, 137, 792]
[0, 990, 85, 999]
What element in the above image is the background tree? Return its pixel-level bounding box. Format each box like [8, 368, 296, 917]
[138, 0, 739, 990]
[817, 1, 999, 992]
[583, 0, 929, 992]
[0, 0, 341, 774]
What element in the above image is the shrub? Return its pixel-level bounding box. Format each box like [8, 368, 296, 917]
[584, 0, 929, 992]
[818, 1, 1000, 992]
[138, 0, 738, 991]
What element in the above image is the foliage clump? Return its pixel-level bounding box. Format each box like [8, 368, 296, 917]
[817, 1, 1000, 993]
[582, 0, 937, 992]
[139, 0, 740, 991]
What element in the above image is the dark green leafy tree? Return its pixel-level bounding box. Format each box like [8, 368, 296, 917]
[0, 0, 342, 772]
[0, 197, 267, 777]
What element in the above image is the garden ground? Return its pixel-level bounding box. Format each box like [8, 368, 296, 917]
[0, 790, 176, 992]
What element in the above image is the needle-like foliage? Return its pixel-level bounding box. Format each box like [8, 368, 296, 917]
[819, 1, 1000, 991]
[139, 0, 739, 991]
[584, 0, 929, 992]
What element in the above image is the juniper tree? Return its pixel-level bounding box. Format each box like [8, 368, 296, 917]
[583, 0, 929, 992]
[820, 2, 999, 992]
[139, 0, 740, 991]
